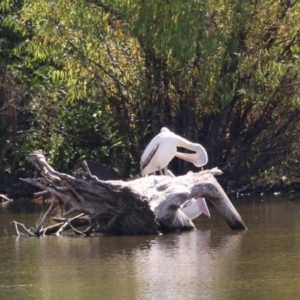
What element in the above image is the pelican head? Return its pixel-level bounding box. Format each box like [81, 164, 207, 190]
[160, 127, 170, 133]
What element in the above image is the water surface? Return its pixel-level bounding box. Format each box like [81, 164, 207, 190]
[1, 195, 300, 300]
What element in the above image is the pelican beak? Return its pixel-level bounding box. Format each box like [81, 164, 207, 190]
[175, 152, 197, 163]
[197, 198, 210, 218]
[175, 152, 207, 168]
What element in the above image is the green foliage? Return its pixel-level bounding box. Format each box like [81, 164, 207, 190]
[1, 0, 300, 193]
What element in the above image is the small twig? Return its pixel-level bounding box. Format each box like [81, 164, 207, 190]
[81, 161, 99, 181]
[14, 222, 21, 237]
[56, 213, 85, 235]
[52, 127, 84, 141]
[236, 184, 250, 196]
[63, 204, 78, 217]
[34, 190, 49, 197]
[108, 214, 119, 227]
[68, 222, 86, 236]
[55, 186, 72, 191]
[289, 195, 300, 201]
[82, 224, 96, 235]
[39, 222, 64, 235]
[11, 221, 35, 237]
[36, 211, 44, 227]
[35, 196, 59, 234]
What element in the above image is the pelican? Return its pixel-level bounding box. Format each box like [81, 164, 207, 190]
[181, 198, 210, 220]
[140, 127, 210, 219]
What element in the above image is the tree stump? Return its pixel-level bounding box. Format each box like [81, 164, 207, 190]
[20, 150, 247, 236]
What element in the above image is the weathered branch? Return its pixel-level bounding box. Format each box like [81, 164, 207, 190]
[35, 196, 59, 234]
[20, 150, 247, 236]
[11, 221, 35, 237]
[0, 194, 12, 203]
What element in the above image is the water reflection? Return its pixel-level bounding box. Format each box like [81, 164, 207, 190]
[18, 230, 243, 300]
[0, 201, 10, 210]
[2, 196, 300, 300]
[134, 231, 243, 300]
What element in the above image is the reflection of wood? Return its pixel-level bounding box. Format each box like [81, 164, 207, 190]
[20, 150, 247, 236]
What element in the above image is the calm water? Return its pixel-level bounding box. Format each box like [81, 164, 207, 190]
[1, 195, 300, 300]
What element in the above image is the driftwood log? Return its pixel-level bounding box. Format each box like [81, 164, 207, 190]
[20, 150, 247, 236]
[0, 194, 12, 203]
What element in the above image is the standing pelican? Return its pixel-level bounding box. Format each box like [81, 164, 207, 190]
[140, 127, 210, 219]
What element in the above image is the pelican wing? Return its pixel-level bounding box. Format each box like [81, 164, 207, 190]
[140, 143, 159, 171]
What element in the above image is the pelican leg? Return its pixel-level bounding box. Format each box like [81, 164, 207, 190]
[165, 169, 175, 177]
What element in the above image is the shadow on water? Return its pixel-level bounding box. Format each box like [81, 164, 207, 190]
[1, 195, 300, 300]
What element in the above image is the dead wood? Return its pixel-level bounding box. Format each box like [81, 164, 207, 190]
[0, 194, 12, 203]
[74, 160, 121, 180]
[20, 150, 247, 236]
